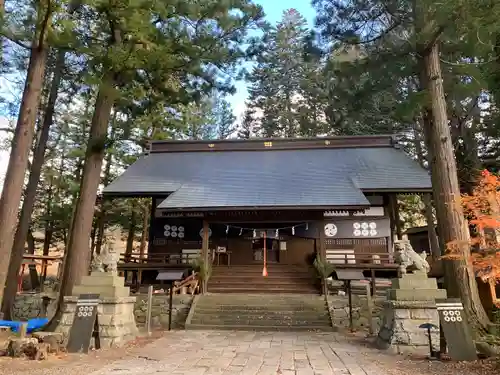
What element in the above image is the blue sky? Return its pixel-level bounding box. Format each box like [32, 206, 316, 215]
[228, 0, 316, 118]
[0, 1, 316, 120]
[0, 1, 316, 187]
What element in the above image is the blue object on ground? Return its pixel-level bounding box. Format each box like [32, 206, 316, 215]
[0, 317, 48, 333]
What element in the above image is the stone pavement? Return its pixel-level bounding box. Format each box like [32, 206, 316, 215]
[90, 331, 389, 375]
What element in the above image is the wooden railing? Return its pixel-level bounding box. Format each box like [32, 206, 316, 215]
[119, 250, 201, 265]
[325, 251, 394, 266]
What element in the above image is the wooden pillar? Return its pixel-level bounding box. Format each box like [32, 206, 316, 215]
[146, 197, 155, 260]
[202, 220, 209, 263]
[319, 220, 326, 260]
[202, 220, 209, 293]
[388, 194, 402, 241]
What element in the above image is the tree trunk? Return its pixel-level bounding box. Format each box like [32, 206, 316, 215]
[420, 41, 490, 331]
[90, 225, 97, 253]
[0, 43, 49, 308]
[125, 209, 136, 261]
[139, 203, 149, 258]
[57, 76, 117, 304]
[94, 119, 115, 255]
[422, 193, 441, 259]
[1, 44, 68, 316]
[413, 121, 441, 259]
[26, 229, 40, 292]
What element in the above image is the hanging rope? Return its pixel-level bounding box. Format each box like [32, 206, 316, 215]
[215, 222, 310, 237]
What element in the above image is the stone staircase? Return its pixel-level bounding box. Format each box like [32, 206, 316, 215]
[185, 294, 333, 331]
[207, 264, 319, 294]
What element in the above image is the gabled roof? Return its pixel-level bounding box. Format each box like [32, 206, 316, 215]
[103, 135, 431, 210]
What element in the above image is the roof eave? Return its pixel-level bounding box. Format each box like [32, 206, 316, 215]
[361, 188, 433, 193]
[101, 191, 170, 198]
[156, 204, 371, 212]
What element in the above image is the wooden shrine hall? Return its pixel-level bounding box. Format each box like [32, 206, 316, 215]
[103, 135, 432, 294]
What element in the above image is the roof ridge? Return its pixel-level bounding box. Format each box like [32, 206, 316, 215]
[148, 135, 398, 154]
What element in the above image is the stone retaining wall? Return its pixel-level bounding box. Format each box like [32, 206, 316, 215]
[134, 294, 193, 329]
[327, 295, 384, 331]
[12, 294, 57, 321]
[11, 293, 193, 330]
[376, 300, 440, 351]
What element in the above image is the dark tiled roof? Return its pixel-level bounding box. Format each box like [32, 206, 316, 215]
[103, 138, 431, 210]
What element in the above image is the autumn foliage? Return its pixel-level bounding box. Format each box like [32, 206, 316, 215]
[447, 170, 500, 282]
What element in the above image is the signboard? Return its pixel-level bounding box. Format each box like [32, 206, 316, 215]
[294, 218, 390, 239]
[157, 271, 186, 281]
[436, 299, 477, 361]
[334, 270, 365, 332]
[67, 294, 100, 354]
[156, 271, 186, 331]
[334, 270, 365, 281]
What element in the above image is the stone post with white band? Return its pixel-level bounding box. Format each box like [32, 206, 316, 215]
[435, 299, 477, 361]
[57, 227, 138, 348]
[376, 241, 447, 352]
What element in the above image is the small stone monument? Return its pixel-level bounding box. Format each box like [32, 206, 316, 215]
[58, 226, 138, 348]
[376, 240, 447, 352]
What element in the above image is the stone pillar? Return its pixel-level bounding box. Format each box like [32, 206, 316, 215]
[57, 271, 139, 348]
[376, 272, 446, 352]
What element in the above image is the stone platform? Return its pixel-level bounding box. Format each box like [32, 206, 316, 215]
[56, 271, 138, 348]
[376, 272, 446, 352]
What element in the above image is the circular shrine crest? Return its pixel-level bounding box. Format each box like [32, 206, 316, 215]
[324, 223, 338, 237]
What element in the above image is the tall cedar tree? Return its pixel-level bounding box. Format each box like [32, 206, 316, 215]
[1, 1, 81, 318]
[213, 95, 236, 139]
[58, 1, 264, 309]
[313, 0, 491, 330]
[0, 1, 56, 309]
[245, 9, 316, 137]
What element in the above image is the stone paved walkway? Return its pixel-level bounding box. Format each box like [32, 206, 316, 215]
[90, 331, 388, 375]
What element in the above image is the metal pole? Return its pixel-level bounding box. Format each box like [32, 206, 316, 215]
[347, 280, 353, 332]
[365, 283, 375, 335]
[146, 285, 153, 335]
[168, 282, 173, 331]
[427, 327, 434, 357]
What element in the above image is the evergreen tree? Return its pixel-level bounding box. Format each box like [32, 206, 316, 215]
[313, 0, 495, 331]
[245, 9, 319, 137]
[213, 95, 236, 139]
[58, 0, 265, 306]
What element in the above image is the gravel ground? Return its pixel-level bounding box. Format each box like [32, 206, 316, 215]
[0, 330, 497, 375]
[0, 331, 164, 375]
[348, 333, 499, 375]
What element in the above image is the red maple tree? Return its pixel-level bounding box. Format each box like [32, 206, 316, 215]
[447, 170, 500, 287]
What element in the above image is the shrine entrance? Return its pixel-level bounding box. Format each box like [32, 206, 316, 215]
[252, 237, 280, 263]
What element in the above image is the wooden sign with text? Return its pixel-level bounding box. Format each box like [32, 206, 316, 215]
[66, 294, 100, 354]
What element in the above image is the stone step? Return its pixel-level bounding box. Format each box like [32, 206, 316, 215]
[212, 265, 316, 274]
[188, 294, 332, 332]
[195, 302, 327, 309]
[190, 318, 331, 326]
[213, 266, 312, 269]
[185, 323, 334, 332]
[196, 296, 325, 304]
[212, 269, 316, 278]
[191, 311, 330, 320]
[206, 287, 319, 294]
[210, 275, 315, 281]
[195, 302, 327, 310]
[208, 281, 317, 287]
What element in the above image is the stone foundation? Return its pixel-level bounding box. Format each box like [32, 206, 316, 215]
[134, 294, 193, 329]
[57, 296, 138, 348]
[12, 294, 57, 321]
[10, 293, 193, 330]
[327, 295, 384, 331]
[376, 300, 440, 352]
